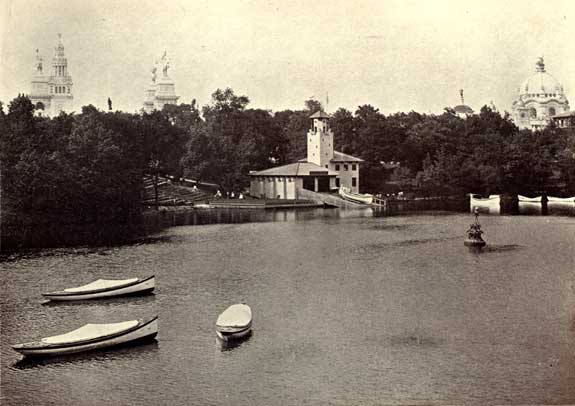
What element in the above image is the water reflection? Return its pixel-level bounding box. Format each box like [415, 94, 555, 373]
[547, 202, 575, 216]
[518, 202, 543, 215]
[482, 244, 524, 253]
[219, 331, 254, 352]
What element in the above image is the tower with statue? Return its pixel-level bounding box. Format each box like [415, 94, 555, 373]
[143, 51, 179, 113]
[29, 34, 74, 116]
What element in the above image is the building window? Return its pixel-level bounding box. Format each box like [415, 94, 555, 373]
[352, 164, 357, 171]
[335, 164, 340, 171]
[344, 164, 348, 171]
[549, 107, 556, 117]
[352, 177, 357, 187]
[529, 108, 537, 118]
[325, 165, 328, 168]
[67, 87, 70, 94]
[335, 177, 340, 187]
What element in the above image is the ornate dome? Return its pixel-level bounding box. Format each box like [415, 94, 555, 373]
[519, 58, 563, 96]
[453, 104, 473, 114]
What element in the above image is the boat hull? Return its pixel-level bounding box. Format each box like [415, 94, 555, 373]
[518, 195, 542, 202]
[339, 188, 373, 204]
[547, 196, 575, 203]
[216, 326, 252, 342]
[470, 194, 500, 213]
[13, 318, 158, 357]
[43, 276, 155, 301]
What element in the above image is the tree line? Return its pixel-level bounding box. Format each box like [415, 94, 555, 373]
[2, 89, 575, 237]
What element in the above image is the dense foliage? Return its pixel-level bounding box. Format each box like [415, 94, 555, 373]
[0, 95, 187, 235]
[1, 91, 574, 245]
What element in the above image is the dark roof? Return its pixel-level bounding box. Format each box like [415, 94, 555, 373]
[453, 105, 474, 114]
[298, 151, 364, 163]
[552, 110, 575, 119]
[331, 151, 364, 162]
[249, 162, 337, 177]
[309, 111, 330, 119]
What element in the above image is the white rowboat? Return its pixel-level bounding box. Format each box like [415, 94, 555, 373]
[43, 275, 155, 301]
[518, 195, 542, 202]
[547, 196, 575, 203]
[216, 304, 252, 341]
[339, 187, 374, 205]
[12, 316, 158, 357]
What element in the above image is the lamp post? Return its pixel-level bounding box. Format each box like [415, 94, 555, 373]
[149, 158, 160, 210]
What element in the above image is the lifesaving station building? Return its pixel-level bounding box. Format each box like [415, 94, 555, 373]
[249, 111, 363, 199]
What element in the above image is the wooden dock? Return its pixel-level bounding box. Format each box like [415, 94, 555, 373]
[208, 198, 323, 209]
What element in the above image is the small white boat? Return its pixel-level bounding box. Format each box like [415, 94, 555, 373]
[469, 194, 501, 213]
[518, 195, 542, 202]
[216, 304, 252, 341]
[547, 196, 575, 203]
[12, 316, 158, 357]
[339, 187, 374, 204]
[43, 275, 155, 301]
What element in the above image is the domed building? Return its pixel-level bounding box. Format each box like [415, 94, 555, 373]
[512, 58, 570, 130]
[453, 89, 474, 119]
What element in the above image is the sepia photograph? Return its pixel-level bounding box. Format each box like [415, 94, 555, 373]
[1, 0, 574, 404]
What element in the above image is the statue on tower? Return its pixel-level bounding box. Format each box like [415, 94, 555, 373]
[151, 65, 157, 83]
[35, 49, 43, 74]
[536, 56, 545, 72]
[158, 51, 170, 78]
[162, 59, 170, 77]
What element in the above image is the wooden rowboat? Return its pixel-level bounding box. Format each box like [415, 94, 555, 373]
[469, 194, 500, 213]
[518, 195, 542, 202]
[43, 275, 155, 301]
[216, 304, 252, 341]
[339, 187, 374, 205]
[547, 196, 575, 203]
[12, 316, 158, 357]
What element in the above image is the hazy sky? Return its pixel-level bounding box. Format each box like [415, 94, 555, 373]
[1, 0, 574, 115]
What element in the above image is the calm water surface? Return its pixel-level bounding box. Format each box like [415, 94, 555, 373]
[1, 209, 574, 405]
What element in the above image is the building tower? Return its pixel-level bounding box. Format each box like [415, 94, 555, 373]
[49, 34, 74, 115]
[143, 64, 157, 113]
[512, 57, 570, 130]
[143, 52, 179, 112]
[30, 34, 74, 116]
[30, 49, 51, 114]
[307, 111, 334, 168]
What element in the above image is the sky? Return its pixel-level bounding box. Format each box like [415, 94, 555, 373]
[1, 0, 575, 115]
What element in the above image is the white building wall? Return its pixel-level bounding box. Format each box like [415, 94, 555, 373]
[329, 162, 360, 193]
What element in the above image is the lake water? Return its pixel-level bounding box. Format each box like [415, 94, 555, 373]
[1, 208, 574, 405]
